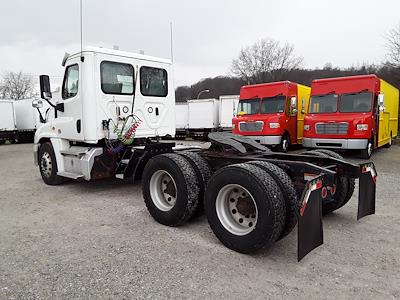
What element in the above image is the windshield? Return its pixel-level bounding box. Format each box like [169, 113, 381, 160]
[309, 94, 338, 113]
[261, 96, 286, 114]
[238, 98, 260, 115]
[340, 92, 372, 113]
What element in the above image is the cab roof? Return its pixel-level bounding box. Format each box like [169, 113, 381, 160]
[311, 74, 380, 95]
[67, 46, 172, 65]
[240, 81, 300, 99]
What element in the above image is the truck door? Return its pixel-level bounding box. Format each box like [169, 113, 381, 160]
[56, 60, 84, 141]
[286, 96, 298, 144]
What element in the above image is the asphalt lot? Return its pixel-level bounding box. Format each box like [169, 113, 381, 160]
[0, 142, 399, 299]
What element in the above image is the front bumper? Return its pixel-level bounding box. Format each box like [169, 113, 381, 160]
[302, 138, 368, 149]
[33, 143, 39, 166]
[247, 135, 282, 145]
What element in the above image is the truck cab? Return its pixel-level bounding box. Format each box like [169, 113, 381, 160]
[302, 75, 399, 158]
[232, 81, 310, 152]
[33, 47, 175, 181]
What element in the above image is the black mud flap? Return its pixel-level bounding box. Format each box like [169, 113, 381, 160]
[358, 163, 377, 220]
[297, 175, 325, 262]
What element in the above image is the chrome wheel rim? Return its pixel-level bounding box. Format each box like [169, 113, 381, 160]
[40, 152, 52, 178]
[149, 170, 177, 211]
[215, 184, 258, 236]
[282, 139, 288, 152]
[367, 142, 373, 157]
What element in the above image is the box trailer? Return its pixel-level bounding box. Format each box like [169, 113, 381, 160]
[303, 74, 399, 158]
[14, 99, 42, 143]
[232, 81, 311, 152]
[0, 100, 17, 144]
[187, 98, 220, 139]
[219, 95, 239, 130]
[175, 102, 189, 139]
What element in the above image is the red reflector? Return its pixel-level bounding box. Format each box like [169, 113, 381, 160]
[321, 187, 328, 199]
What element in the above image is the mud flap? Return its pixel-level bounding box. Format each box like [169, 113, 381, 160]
[358, 163, 377, 220]
[297, 175, 325, 262]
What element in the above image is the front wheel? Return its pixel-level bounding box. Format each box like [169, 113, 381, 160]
[38, 142, 63, 185]
[360, 140, 373, 159]
[276, 135, 290, 153]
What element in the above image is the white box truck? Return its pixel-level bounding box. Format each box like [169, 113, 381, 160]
[187, 98, 220, 140]
[175, 102, 189, 139]
[0, 100, 17, 144]
[219, 95, 239, 130]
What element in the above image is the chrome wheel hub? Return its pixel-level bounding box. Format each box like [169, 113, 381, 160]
[40, 152, 52, 178]
[149, 170, 177, 211]
[215, 184, 258, 236]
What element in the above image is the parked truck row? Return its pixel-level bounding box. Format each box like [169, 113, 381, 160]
[232, 75, 399, 158]
[175, 95, 239, 139]
[32, 46, 377, 261]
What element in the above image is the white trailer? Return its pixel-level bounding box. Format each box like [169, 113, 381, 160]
[219, 95, 239, 130]
[0, 100, 17, 144]
[187, 98, 220, 139]
[175, 102, 189, 139]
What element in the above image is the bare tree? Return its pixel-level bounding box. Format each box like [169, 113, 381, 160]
[0, 71, 35, 100]
[386, 24, 400, 67]
[231, 38, 303, 84]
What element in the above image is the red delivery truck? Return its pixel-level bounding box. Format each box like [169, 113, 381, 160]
[302, 75, 399, 158]
[232, 81, 311, 152]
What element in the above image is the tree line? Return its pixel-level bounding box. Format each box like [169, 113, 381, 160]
[176, 25, 400, 102]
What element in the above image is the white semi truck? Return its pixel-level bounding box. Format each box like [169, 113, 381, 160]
[33, 46, 377, 261]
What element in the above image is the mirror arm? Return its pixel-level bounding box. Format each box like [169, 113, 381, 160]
[35, 107, 46, 123]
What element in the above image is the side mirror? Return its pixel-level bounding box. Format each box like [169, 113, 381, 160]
[32, 99, 43, 109]
[378, 94, 385, 112]
[40, 75, 52, 100]
[301, 97, 306, 114]
[290, 96, 297, 116]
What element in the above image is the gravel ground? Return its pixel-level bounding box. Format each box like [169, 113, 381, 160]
[0, 142, 399, 299]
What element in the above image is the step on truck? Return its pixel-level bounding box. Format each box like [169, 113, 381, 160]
[232, 81, 311, 152]
[33, 47, 377, 261]
[303, 75, 399, 158]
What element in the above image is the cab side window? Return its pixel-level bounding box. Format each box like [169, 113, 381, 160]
[101, 61, 134, 95]
[62, 64, 79, 99]
[140, 66, 168, 97]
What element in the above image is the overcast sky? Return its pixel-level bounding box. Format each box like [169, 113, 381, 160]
[0, 0, 399, 88]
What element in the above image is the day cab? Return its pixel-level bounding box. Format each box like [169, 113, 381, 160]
[232, 81, 311, 152]
[302, 75, 399, 158]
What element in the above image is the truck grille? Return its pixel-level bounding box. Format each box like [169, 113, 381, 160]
[315, 122, 349, 135]
[239, 121, 263, 132]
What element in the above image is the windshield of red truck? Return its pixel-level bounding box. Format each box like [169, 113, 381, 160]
[238, 98, 260, 115]
[261, 96, 286, 114]
[309, 94, 338, 113]
[340, 92, 372, 113]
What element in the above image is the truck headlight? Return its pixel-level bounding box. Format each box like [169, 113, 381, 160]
[356, 124, 368, 131]
[304, 124, 310, 131]
[232, 123, 236, 129]
[269, 123, 280, 129]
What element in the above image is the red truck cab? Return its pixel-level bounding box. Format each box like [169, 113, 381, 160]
[232, 81, 310, 152]
[303, 74, 399, 158]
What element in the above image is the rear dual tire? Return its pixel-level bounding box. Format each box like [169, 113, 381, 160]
[204, 163, 286, 253]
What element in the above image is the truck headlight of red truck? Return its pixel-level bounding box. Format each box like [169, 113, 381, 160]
[303, 124, 310, 131]
[269, 122, 280, 129]
[356, 124, 368, 131]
